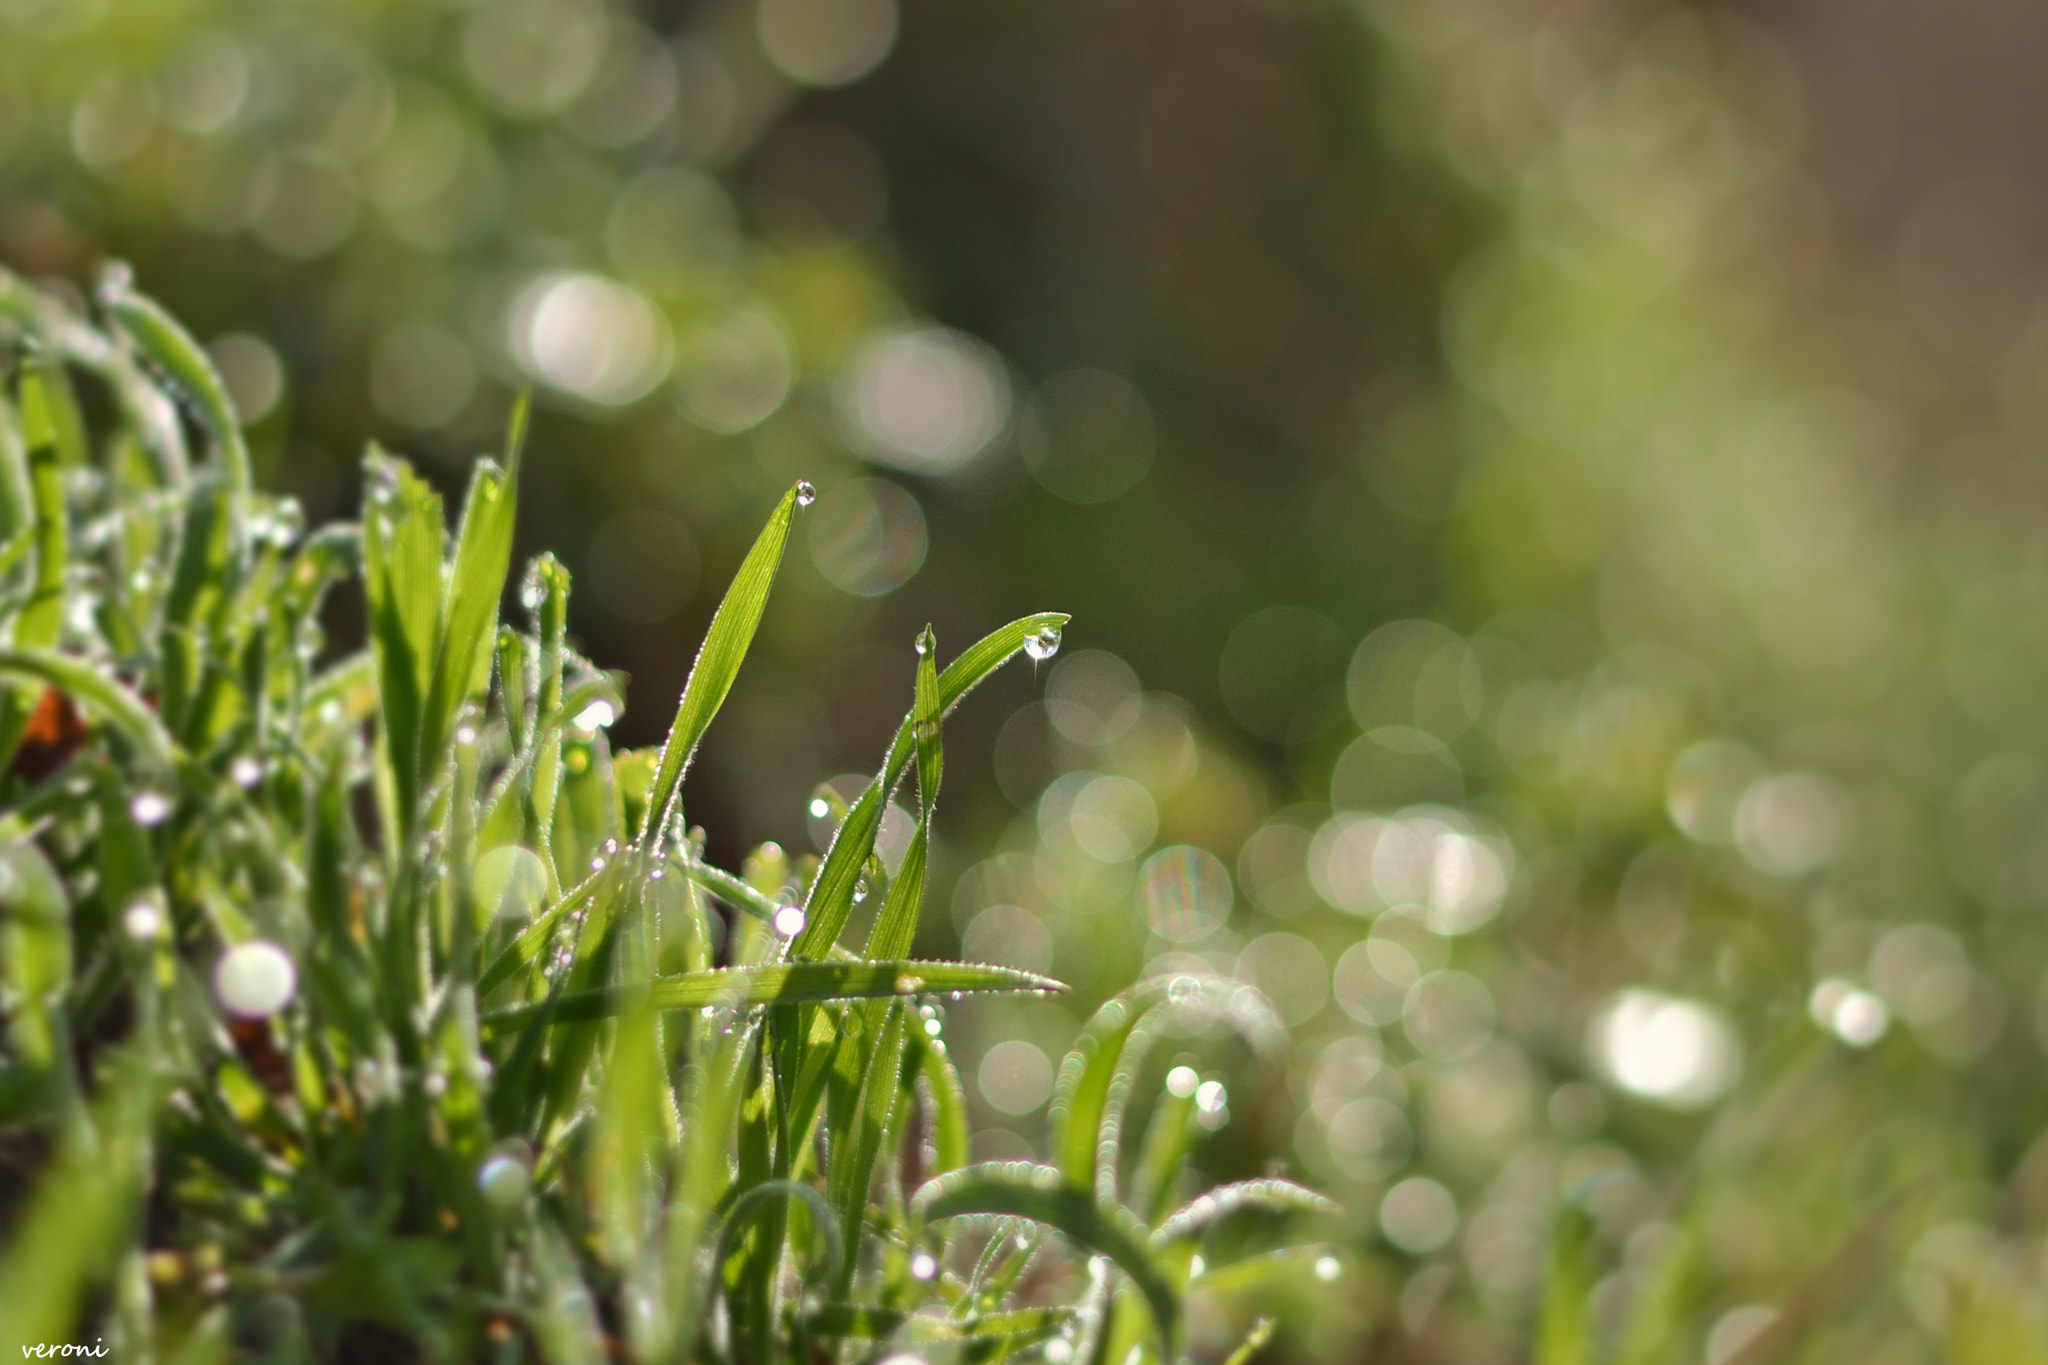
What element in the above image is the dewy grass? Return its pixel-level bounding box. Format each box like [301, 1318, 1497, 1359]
[0, 269, 1331, 1363]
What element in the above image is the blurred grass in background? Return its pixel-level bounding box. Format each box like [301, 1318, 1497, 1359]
[8, 0, 2048, 1359]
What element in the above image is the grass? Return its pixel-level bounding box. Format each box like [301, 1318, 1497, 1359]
[0, 268, 1331, 1363]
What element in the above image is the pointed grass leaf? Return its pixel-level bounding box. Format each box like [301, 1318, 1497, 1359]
[422, 441, 521, 780]
[640, 484, 803, 844]
[912, 1163, 1180, 1360]
[481, 960, 1064, 1032]
[795, 611, 1067, 960]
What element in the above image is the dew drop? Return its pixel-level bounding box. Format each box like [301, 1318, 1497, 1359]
[213, 940, 297, 1018]
[97, 260, 136, 301]
[573, 699, 617, 731]
[1023, 625, 1062, 662]
[774, 905, 807, 937]
[422, 1071, 448, 1098]
[909, 1251, 937, 1281]
[1194, 1079, 1228, 1114]
[230, 756, 263, 788]
[1314, 1254, 1341, 1282]
[478, 1154, 532, 1209]
[794, 480, 816, 507]
[896, 974, 925, 994]
[454, 725, 478, 747]
[122, 900, 163, 941]
[649, 867, 666, 881]
[923, 1017, 942, 1037]
[129, 791, 173, 827]
[809, 797, 831, 819]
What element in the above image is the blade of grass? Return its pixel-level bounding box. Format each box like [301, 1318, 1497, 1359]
[793, 611, 1066, 960]
[99, 273, 250, 493]
[421, 404, 524, 781]
[1147, 1179, 1337, 1247]
[481, 960, 1064, 1032]
[639, 484, 803, 845]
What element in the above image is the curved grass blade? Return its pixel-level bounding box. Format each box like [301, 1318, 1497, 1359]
[912, 1163, 1180, 1360]
[0, 647, 178, 772]
[1050, 975, 1282, 1201]
[1147, 1179, 1337, 1248]
[99, 273, 250, 493]
[793, 610, 1067, 960]
[715, 1179, 845, 1293]
[481, 960, 1063, 1032]
[639, 484, 803, 845]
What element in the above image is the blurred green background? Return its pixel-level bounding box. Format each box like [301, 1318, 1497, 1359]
[9, 0, 2048, 1359]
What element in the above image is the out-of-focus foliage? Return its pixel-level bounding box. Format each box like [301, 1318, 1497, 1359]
[11, 0, 2048, 1360]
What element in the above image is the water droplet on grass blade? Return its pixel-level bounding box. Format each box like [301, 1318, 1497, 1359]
[896, 974, 925, 993]
[1315, 1254, 1341, 1281]
[795, 480, 816, 506]
[809, 797, 831, 819]
[774, 904, 807, 936]
[479, 1154, 532, 1209]
[122, 900, 164, 940]
[130, 791, 173, 826]
[574, 699, 617, 731]
[214, 940, 297, 1018]
[1024, 625, 1062, 661]
[230, 756, 263, 787]
[909, 1252, 938, 1281]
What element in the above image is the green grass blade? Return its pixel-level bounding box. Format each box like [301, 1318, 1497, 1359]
[1147, 1179, 1337, 1248]
[827, 1002, 908, 1295]
[422, 424, 523, 780]
[360, 450, 446, 832]
[911, 1031, 970, 1179]
[794, 611, 1066, 960]
[1535, 1203, 1596, 1365]
[1050, 976, 1282, 1201]
[482, 960, 1064, 1031]
[912, 1163, 1180, 1360]
[13, 357, 64, 648]
[541, 965, 1000, 1060]
[0, 647, 178, 771]
[639, 484, 802, 844]
[0, 362, 70, 774]
[1220, 1318, 1275, 1365]
[99, 273, 251, 493]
